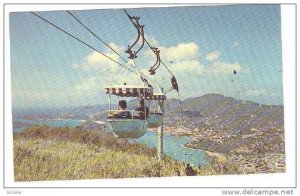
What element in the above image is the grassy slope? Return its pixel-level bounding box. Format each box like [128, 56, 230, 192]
[14, 126, 236, 181]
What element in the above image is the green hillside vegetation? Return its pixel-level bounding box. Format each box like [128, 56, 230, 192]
[13, 126, 238, 181]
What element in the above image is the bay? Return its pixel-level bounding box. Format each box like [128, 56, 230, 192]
[13, 119, 208, 166]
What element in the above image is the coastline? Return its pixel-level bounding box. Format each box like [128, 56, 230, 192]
[180, 143, 227, 164]
[180, 144, 203, 151]
[204, 150, 227, 164]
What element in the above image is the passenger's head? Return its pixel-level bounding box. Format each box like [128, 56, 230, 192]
[139, 99, 145, 107]
[119, 100, 127, 110]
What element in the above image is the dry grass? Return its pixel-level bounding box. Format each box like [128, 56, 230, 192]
[13, 126, 238, 181]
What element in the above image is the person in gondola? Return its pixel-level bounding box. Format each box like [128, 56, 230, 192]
[135, 99, 149, 119]
[114, 100, 132, 119]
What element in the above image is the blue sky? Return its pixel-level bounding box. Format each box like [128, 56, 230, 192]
[10, 5, 283, 109]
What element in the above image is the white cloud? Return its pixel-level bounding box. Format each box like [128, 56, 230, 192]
[72, 42, 124, 73]
[162, 42, 199, 62]
[108, 42, 124, 54]
[125, 34, 158, 56]
[143, 42, 204, 88]
[206, 50, 220, 62]
[145, 35, 159, 46]
[169, 60, 204, 76]
[69, 40, 250, 102]
[145, 42, 199, 63]
[111, 60, 145, 86]
[72, 44, 149, 90]
[204, 49, 250, 76]
[206, 61, 242, 75]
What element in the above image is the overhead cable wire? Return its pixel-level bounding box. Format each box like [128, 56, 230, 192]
[31, 11, 157, 86]
[65, 11, 158, 86]
[176, 91, 184, 119]
[31, 12, 125, 68]
[66, 10, 128, 63]
[144, 38, 174, 76]
[124, 9, 184, 119]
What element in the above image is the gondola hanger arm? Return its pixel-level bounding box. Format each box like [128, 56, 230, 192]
[125, 16, 141, 57]
[133, 25, 145, 57]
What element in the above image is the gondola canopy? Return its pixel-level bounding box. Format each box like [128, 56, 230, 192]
[146, 93, 166, 100]
[105, 85, 153, 97]
[105, 86, 152, 138]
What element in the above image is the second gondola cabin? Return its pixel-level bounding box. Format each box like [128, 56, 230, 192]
[146, 93, 166, 129]
[105, 85, 153, 138]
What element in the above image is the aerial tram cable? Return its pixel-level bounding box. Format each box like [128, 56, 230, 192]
[160, 59, 176, 79]
[144, 36, 180, 93]
[124, 9, 168, 131]
[131, 24, 145, 58]
[123, 10, 152, 87]
[124, 9, 174, 85]
[176, 91, 184, 119]
[123, 9, 184, 120]
[66, 10, 129, 63]
[143, 22, 182, 118]
[148, 46, 161, 75]
[123, 9, 163, 88]
[144, 39, 162, 75]
[31, 12, 125, 68]
[125, 15, 141, 58]
[124, 9, 146, 59]
[31, 11, 157, 87]
[123, 11, 163, 76]
[66, 10, 160, 88]
[134, 18, 180, 93]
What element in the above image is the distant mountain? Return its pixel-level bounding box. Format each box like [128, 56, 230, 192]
[163, 93, 284, 134]
[86, 93, 284, 135]
[12, 94, 285, 172]
[13, 104, 108, 121]
[14, 93, 284, 135]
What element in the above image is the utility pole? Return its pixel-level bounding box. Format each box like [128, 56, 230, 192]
[157, 95, 164, 160]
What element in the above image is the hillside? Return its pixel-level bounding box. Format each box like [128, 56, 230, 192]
[14, 94, 284, 134]
[13, 93, 285, 156]
[164, 93, 284, 134]
[13, 126, 238, 181]
[162, 94, 285, 174]
[13, 94, 285, 175]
